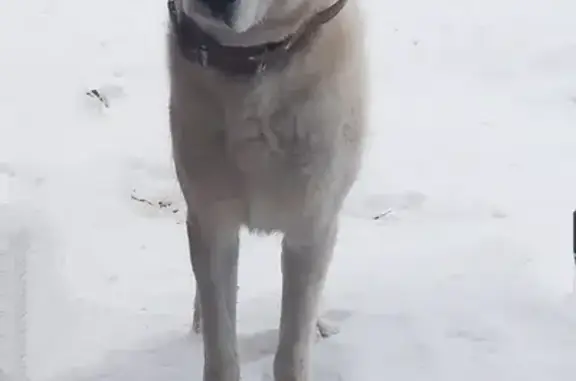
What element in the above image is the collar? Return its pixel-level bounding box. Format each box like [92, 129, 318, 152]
[168, 0, 348, 77]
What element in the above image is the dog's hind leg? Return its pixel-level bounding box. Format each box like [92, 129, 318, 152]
[186, 204, 241, 381]
[274, 219, 338, 381]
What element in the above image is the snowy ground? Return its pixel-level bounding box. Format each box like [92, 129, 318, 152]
[2, 0, 576, 380]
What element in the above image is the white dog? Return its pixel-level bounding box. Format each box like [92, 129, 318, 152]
[166, 0, 367, 379]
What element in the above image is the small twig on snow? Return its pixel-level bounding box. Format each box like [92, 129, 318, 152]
[86, 89, 110, 108]
[373, 209, 393, 220]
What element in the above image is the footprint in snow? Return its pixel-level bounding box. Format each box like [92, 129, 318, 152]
[123, 158, 186, 222]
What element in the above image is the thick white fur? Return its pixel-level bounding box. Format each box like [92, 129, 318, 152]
[167, 0, 367, 380]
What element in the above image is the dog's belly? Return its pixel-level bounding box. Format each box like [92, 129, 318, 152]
[241, 175, 307, 233]
[244, 195, 296, 234]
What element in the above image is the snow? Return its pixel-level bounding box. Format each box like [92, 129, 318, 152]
[1, 0, 576, 379]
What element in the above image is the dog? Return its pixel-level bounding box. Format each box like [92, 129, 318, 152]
[166, 0, 367, 379]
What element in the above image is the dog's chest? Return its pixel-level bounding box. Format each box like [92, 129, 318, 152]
[222, 86, 315, 174]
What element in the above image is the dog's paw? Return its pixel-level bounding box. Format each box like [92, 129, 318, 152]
[315, 319, 339, 340]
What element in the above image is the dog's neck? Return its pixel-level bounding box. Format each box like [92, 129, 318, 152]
[179, 0, 341, 47]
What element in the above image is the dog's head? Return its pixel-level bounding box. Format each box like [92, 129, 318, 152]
[182, 0, 315, 34]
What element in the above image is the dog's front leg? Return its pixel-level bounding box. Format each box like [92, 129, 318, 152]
[274, 219, 337, 381]
[193, 290, 335, 339]
[187, 208, 240, 381]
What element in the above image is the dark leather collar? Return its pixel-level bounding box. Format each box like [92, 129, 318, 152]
[168, 0, 348, 77]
